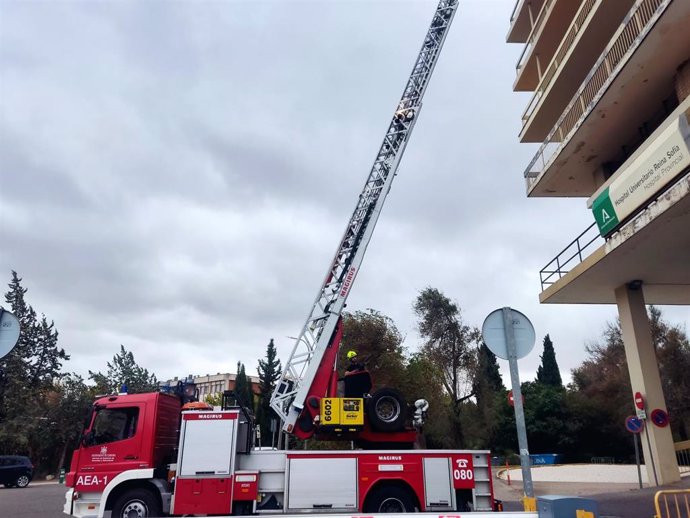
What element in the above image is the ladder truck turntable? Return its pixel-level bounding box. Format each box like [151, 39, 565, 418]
[63, 1, 500, 516]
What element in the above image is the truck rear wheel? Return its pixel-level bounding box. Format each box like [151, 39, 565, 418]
[364, 485, 416, 513]
[112, 488, 161, 518]
[366, 388, 407, 432]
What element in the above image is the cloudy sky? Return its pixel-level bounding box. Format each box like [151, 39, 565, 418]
[1, 0, 687, 387]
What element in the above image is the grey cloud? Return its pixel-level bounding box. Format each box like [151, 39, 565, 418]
[1, 0, 686, 385]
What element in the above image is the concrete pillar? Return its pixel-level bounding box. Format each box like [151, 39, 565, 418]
[615, 283, 680, 486]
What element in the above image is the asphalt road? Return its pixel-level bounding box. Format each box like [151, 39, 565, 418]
[0, 482, 67, 518]
[2, 477, 689, 518]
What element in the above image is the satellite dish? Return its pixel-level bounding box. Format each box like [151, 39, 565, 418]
[0, 309, 21, 360]
[482, 307, 535, 360]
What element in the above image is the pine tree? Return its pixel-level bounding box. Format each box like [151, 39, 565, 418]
[536, 334, 562, 387]
[256, 339, 281, 446]
[88, 345, 158, 394]
[413, 287, 481, 448]
[234, 363, 253, 411]
[1, 271, 69, 459]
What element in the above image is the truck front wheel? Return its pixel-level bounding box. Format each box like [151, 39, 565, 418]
[112, 488, 161, 518]
[364, 485, 416, 513]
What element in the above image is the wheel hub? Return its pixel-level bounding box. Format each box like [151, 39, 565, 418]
[375, 396, 401, 423]
[122, 500, 148, 518]
[379, 497, 405, 513]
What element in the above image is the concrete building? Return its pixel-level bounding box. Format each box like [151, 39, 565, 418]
[507, 0, 689, 485]
[161, 372, 261, 401]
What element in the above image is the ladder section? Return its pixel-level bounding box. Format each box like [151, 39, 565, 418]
[271, 0, 460, 434]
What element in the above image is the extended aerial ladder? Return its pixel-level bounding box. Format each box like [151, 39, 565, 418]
[270, 0, 460, 439]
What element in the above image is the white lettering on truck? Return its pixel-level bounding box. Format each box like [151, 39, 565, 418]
[76, 475, 109, 486]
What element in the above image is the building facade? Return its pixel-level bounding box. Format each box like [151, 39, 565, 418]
[508, 0, 689, 485]
[162, 372, 261, 401]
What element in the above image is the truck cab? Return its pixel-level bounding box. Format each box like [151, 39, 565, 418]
[65, 392, 181, 517]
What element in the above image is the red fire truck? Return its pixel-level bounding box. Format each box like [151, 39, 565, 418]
[63, 391, 496, 517]
[63, 1, 502, 516]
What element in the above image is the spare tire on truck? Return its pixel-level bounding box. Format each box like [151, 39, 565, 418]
[366, 387, 407, 432]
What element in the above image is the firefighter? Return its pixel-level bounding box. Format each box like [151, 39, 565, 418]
[345, 350, 365, 373]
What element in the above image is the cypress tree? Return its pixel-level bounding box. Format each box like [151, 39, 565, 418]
[536, 334, 563, 387]
[234, 363, 253, 411]
[256, 339, 281, 445]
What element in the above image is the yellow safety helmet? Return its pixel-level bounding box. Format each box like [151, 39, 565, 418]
[346, 350, 358, 360]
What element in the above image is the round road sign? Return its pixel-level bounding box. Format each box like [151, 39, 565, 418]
[482, 307, 535, 360]
[625, 415, 644, 434]
[634, 391, 645, 410]
[650, 409, 669, 428]
[0, 309, 21, 360]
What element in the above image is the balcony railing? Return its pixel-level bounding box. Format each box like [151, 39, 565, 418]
[515, 0, 555, 75]
[510, 0, 522, 22]
[539, 221, 603, 291]
[676, 440, 690, 475]
[521, 0, 597, 124]
[524, 0, 668, 184]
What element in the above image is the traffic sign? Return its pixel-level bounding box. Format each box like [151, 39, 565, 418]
[0, 309, 21, 360]
[625, 415, 644, 434]
[650, 409, 669, 428]
[508, 391, 525, 407]
[482, 308, 536, 360]
[634, 392, 645, 410]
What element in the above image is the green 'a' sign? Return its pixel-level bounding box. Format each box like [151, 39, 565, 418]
[591, 187, 619, 236]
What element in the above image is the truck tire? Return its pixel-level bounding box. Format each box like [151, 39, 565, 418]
[366, 388, 407, 432]
[111, 488, 161, 518]
[364, 485, 416, 513]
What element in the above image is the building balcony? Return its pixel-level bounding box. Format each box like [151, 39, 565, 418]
[538, 101, 690, 304]
[507, 0, 547, 43]
[523, 0, 690, 198]
[519, 0, 636, 142]
[538, 171, 690, 304]
[513, 0, 581, 92]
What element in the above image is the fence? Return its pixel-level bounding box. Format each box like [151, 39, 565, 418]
[539, 221, 602, 291]
[676, 440, 690, 475]
[654, 489, 690, 518]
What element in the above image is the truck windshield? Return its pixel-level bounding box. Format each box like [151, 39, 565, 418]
[89, 407, 139, 445]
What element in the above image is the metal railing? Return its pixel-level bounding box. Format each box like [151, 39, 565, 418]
[654, 489, 690, 518]
[676, 440, 690, 475]
[524, 0, 668, 183]
[515, 0, 554, 74]
[539, 221, 603, 291]
[510, 0, 522, 22]
[521, 0, 597, 124]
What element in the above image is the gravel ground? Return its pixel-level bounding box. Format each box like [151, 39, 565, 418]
[499, 464, 650, 483]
